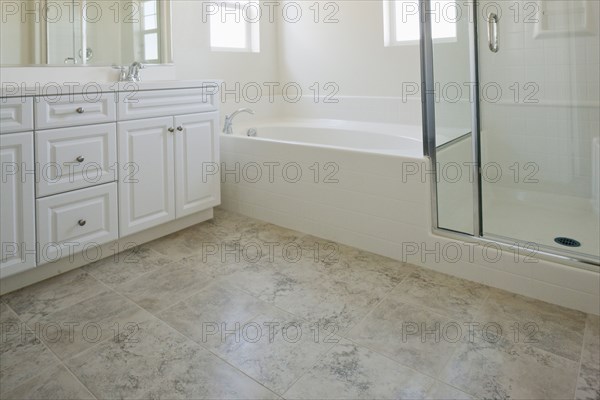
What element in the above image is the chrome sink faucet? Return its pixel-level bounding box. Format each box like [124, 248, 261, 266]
[223, 108, 254, 134]
[118, 62, 144, 82]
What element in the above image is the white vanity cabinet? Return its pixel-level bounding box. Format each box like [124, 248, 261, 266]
[0, 131, 36, 276]
[0, 82, 221, 283]
[118, 111, 220, 236]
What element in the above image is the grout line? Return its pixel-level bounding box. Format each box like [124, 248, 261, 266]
[1, 302, 98, 400]
[572, 315, 590, 400]
[325, 269, 485, 397]
[86, 222, 219, 285]
[89, 235, 217, 291]
[428, 288, 495, 387]
[336, 269, 414, 339]
[278, 334, 343, 399]
[334, 329, 477, 399]
[109, 278, 285, 399]
[143, 269, 344, 398]
[42, 275, 164, 362]
[4, 270, 110, 330]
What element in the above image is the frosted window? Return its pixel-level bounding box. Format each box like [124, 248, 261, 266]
[144, 33, 158, 60]
[394, 1, 420, 42]
[209, 1, 259, 52]
[210, 5, 247, 49]
[144, 15, 157, 30]
[386, 0, 457, 45]
[144, 0, 156, 16]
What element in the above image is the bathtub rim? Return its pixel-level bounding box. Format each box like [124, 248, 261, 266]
[229, 117, 427, 159]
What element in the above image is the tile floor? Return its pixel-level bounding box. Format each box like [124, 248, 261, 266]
[0, 209, 598, 399]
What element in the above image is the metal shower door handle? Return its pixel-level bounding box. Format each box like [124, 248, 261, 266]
[488, 13, 499, 53]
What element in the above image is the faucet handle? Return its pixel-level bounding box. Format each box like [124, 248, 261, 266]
[112, 65, 128, 81]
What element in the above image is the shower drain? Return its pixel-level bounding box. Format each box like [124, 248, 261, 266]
[554, 237, 581, 248]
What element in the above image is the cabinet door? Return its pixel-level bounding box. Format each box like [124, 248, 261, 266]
[118, 117, 175, 236]
[174, 112, 220, 218]
[0, 132, 36, 277]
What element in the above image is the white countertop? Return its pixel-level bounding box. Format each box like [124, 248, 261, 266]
[0, 80, 222, 98]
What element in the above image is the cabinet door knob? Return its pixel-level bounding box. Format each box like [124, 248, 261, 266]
[177, 126, 183, 131]
[76, 107, 85, 114]
[168, 127, 175, 133]
[78, 219, 87, 226]
[76, 156, 85, 163]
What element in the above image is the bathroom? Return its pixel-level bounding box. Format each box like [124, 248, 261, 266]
[0, 0, 599, 398]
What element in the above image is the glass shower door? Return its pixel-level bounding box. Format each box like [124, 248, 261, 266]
[478, 0, 600, 261]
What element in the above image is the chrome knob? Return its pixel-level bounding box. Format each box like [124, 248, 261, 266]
[76, 107, 84, 114]
[78, 219, 86, 226]
[177, 126, 183, 132]
[168, 127, 175, 133]
[76, 156, 85, 163]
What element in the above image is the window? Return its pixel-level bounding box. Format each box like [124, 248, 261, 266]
[142, 0, 159, 61]
[209, 1, 260, 52]
[384, 0, 457, 46]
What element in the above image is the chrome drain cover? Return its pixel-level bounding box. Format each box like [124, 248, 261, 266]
[554, 237, 581, 247]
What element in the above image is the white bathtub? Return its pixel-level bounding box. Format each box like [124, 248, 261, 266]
[220, 118, 430, 260]
[233, 119, 424, 158]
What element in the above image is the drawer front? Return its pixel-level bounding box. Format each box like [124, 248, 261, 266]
[118, 88, 216, 120]
[0, 97, 34, 134]
[36, 93, 116, 129]
[36, 183, 118, 265]
[36, 123, 117, 197]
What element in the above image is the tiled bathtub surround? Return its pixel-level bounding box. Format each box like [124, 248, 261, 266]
[0, 209, 598, 399]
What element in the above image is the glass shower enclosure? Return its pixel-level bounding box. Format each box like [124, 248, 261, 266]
[420, 0, 600, 267]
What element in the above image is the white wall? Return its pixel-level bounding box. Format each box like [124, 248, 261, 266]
[171, 0, 280, 119]
[278, 0, 419, 96]
[276, 0, 422, 124]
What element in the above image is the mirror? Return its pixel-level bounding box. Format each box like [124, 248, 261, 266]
[0, 0, 172, 66]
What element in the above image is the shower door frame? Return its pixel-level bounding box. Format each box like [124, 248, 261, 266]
[419, 0, 600, 270]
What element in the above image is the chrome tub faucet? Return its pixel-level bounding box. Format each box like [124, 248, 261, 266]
[223, 108, 254, 134]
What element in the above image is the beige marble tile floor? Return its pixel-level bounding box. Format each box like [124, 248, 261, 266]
[0, 209, 598, 399]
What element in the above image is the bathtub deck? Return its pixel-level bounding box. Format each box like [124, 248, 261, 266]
[1, 208, 598, 399]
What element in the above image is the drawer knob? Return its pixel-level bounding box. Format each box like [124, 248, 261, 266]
[76, 107, 85, 114]
[168, 127, 175, 133]
[78, 219, 87, 227]
[76, 156, 85, 163]
[177, 126, 184, 132]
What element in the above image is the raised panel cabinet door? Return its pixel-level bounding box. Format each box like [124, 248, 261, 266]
[118, 117, 175, 236]
[174, 112, 221, 218]
[0, 132, 36, 277]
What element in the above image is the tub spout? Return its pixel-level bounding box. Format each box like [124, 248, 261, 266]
[223, 108, 254, 134]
